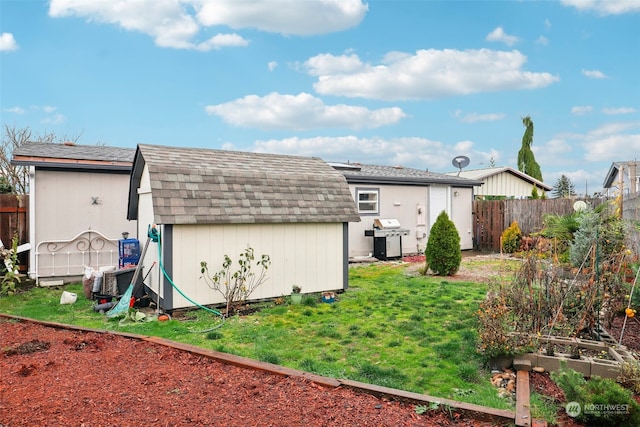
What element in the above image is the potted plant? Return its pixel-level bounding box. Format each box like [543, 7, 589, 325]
[291, 285, 302, 304]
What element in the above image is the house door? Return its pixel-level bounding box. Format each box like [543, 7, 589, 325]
[428, 186, 448, 232]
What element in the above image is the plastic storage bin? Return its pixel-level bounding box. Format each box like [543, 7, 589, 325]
[118, 238, 140, 268]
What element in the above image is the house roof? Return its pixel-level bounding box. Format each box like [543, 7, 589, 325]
[602, 161, 640, 189]
[447, 166, 552, 191]
[330, 162, 484, 187]
[128, 144, 361, 225]
[11, 141, 134, 172]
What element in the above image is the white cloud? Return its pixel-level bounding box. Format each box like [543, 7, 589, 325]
[486, 26, 520, 46]
[48, 0, 367, 50]
[194, 33, 249, 50]
[456, 112, 506, 123]
[250, 135, 495, 172]
[3, 106, 25, 114]
[268, 61, 278, 71]
[0, 32, 18, 51]
[560, 0, 640, 15]
[205, 92, 406, 130]
[304, 53, 366, 76]
[571, 105, 593, 115]
[197, 0, 367, 35]
[535, 36, 549, 46]
[544, 19, 552, 30]
[309, 49, 559, 101]
[580, 121, 640, 162]
[41, 113, 66, 125]
[602, 107, 637, 115]
[582, 69, 608, 79]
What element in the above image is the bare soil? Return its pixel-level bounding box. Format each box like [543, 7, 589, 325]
[1, 319, 503, 427]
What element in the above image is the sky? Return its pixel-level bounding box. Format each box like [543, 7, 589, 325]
[1, 0, 639, 195]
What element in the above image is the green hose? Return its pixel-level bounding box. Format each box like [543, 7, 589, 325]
[155, 226, 224, 332]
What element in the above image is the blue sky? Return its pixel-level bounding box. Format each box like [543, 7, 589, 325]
[1, 0, 639, 195]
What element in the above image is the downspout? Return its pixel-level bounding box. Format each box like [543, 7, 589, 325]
[28, 166, 37, 282]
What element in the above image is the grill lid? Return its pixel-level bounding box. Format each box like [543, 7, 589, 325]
[374, 218, 401, 229]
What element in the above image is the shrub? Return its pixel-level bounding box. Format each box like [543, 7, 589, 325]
[200, 247, 271, 316]
[552, 366, 640, 426]
[424, 211, 461, 276]
[501, 221, 522, 254]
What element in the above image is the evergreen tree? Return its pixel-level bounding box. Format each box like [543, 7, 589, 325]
[517, 116, 543, 182]
[425, 211, 461, 276]
[552, 175, 576, 198]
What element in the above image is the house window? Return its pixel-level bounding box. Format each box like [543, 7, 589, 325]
[356, 188, 379, 215]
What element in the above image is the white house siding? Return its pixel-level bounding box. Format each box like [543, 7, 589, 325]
[475, 172, 538, 199]
[160, 223, 345, 310]
[349, 184, 430, 257]
[348, 183, 476, 257]
[33, 169, 133, 280]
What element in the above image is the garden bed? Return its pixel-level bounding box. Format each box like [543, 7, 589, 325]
[0, 318, 513, 426]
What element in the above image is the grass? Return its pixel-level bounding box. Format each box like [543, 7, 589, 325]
[0, 258, 532, 411]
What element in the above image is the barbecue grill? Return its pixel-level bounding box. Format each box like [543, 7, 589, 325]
[364, 218, 410, 260]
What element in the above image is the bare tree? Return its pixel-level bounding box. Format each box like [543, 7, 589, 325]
[0, 124, 82, 194]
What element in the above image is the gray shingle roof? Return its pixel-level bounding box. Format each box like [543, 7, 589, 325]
[331, 162, 483, 186]
[12, 141, 135, 165]
[129, 144, 361, 225]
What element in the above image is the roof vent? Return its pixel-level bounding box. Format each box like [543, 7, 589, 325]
[62, 141, 75, 146]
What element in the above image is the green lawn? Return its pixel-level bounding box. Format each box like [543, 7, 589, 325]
[0, 261, 520, 411]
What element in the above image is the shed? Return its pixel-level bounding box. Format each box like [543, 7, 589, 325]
[11, 141, 135, 284]
[127, 144, 360, 311]
[331, 162, 483, 255]
[449, 167, 551, 199]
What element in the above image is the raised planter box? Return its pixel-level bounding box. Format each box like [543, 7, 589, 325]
[517, 334, 636, 379]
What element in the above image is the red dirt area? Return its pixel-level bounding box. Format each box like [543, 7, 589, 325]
[606, 313, 640, 355]
[1, 319, 503, 427]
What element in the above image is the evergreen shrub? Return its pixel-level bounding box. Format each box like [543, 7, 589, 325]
[501, 221, 522, 253]
[425, 211, 461, 276]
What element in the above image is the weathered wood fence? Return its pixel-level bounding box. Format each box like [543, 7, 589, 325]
[0, 194, 29, 272]
[473, 198, 609, 252]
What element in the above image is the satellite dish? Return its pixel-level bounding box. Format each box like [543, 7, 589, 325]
[573, 200, 587, 212]
[451, 155, 470, 175]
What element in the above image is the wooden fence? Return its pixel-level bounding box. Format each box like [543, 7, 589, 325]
[0, 194, 29, 272]
[473, 198, 609, 252]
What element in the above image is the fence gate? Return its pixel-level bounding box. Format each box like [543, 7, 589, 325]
[0, 194, 29, 272]
[473, 200, 505, 252]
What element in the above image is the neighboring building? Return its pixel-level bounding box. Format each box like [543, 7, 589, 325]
[11, 142, 135, 284]
[127, 144, 360, 311]
[331, 162, 483, 256]
[449, 166, 551, 200]
[603, 161, 639, 197]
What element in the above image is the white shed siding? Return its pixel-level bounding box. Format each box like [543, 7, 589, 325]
[165, 222, 344, 309]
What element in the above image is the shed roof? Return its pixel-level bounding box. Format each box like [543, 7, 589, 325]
[128, 144, 361, 225]
[448, 166, 552, 191]
[11, 141, 134, 171]
[330, 162, 483, 187]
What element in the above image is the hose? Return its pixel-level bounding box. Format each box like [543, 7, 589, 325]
[154, 226, 225, 332]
